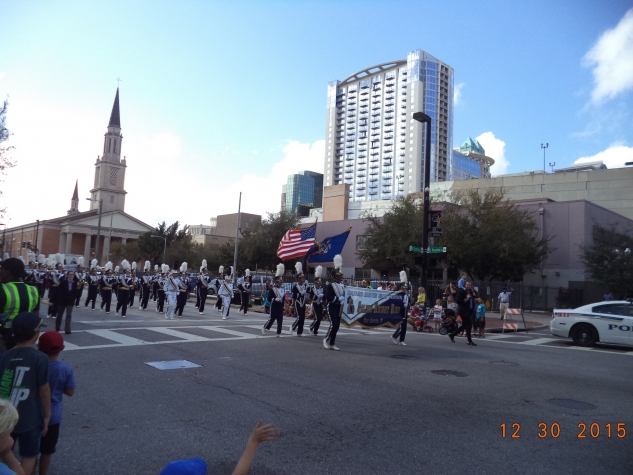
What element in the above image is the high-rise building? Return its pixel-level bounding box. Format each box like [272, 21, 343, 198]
[451, 137, 495, 180]
[284, 171, 324, 217]
[323, 49, 454, 202]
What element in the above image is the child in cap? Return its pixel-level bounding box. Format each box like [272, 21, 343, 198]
[0, 399, 26, 475]
[37, 331, 75, 475]
[0, 313, 50, 475]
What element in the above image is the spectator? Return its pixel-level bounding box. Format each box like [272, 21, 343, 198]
[408, 304, 422, 330]
[37, 332, 75, 475]
[457, 272, 468, 289]
[0, 258, 40, 351]
[449, 281, 477, 346]
[0, 313, 51, 475]
[498, 288, 512, 320]
[603, 291, 613, 301]
[0, 400, 26, 475]
[416, 287, 426, 307]
[160, 421, 278, 475]
[432, 299, 443, 331]
[446, 295, 457, 313]
[56, 270, 78, 334]
[476, 297, 487, 339]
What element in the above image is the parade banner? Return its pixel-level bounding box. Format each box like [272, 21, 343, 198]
[341, 287, 405, 329]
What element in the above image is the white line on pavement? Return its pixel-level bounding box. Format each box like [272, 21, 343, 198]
[85, 329, 149, 346]
[146, 327, 212, 342]
[518, 338, 561, 345]
[196, 326, 260, 339]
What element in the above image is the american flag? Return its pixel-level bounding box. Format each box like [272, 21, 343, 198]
[277, 223, 317, 260]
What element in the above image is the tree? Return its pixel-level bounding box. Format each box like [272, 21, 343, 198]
[135, 221, 203, 268]
[439, 189, 550, 281]
[580, 225, 633, 299]
[219, 211, 301, 273]
[0, 99, 16, 217]
[356, 196, 424, 272]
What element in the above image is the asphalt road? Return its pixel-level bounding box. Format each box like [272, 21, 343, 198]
[42, 298, 633, 475]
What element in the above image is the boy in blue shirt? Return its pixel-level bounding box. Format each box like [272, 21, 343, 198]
[476, 297, 487, 338]
[37, 332, 75, 475]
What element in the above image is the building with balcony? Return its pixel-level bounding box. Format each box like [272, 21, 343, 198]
[451, 137, 495, 180]
[323, 49, 454, 202]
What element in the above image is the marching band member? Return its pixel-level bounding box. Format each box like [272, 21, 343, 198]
[290, 263, 308, 336]
[308, 266, 325, 336]
[129, 261, 138, 307]
[323, 255, 345, 351]
[391, 271, 410, 346]
[85, 260, 100, 310]
[74, 257, 86, 307]
[262, 264, 285, 337]
[115, 260, 133, 317]
[47, 254, 64, 318]
[152, 265, 160, 301]
[100, 264, 115, 313]
[215, 266, 224, 313]
[175, 262, 189, 318]
[140, 261, 153, 310]
[156, 264, 169, 313]
[238, 269, 252, 315]
[197, 261, 211, 315]
[112, 265, 120, 300]
[217, 269, 234, 320]
[164, 268, 180, 320]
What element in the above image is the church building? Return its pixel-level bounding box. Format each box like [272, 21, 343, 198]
[2, 89, 154, 265]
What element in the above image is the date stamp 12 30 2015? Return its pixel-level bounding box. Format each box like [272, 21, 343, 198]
[500, 422, 626, 439]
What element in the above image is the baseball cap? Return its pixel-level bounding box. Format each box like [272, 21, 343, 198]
[12, 312, 46, 332]
[160, 458, 207, 475]
[38, 331, 65, 354]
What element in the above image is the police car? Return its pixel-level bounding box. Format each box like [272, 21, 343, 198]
[550, 300, 633, 347]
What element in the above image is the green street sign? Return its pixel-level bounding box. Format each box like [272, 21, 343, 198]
[409, 246, 446, 253]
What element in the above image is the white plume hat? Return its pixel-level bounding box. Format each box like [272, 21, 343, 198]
[77, 256, 84, 266]
[115, 265, 120, 273]
[91, 259, 98, 269]
[154, 264, 159, 272]
[245, 269, 251, 276]
[180, 262, 188, 273]
[144, 260, 151, 271]
[333, 254, 343, 271]
[400, 270, 408, 283]
[161, 263, 169, 273]
[28, 251, 36, 264]
[275, 263, 285, 277]
[121, 259, 131, 271]
[54, 253, 63, 264]
[315, 265, 323, 279]
[132, 261, 137, 270]
[295, 262, 303, 275]
[219, 265, 224, 274]
[201, 259, 207, 270]
[38, 254, 46, 265]
[105, 262, 113, 271]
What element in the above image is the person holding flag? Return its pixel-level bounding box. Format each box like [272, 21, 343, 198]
[289, 262, 309, 336]
[262, 264, 285, 337]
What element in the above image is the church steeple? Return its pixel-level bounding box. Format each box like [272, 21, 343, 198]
[68, 180, 79, 215]
[89, 88, 127, 213]
[108, 88, 121, 128]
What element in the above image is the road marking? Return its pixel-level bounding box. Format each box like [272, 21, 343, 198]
[518, 338, 561, 345]
[146, 327, 212, 342]
[197, 326, 260, 339]
[484, 334, 517, 340]
[85, 329, 149, 346]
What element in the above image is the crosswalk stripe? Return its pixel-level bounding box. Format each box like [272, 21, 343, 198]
[146, 327, 212, 342]
[518, 338, 561, 345]
[484, 334, 517, 340]
[197, 326, 261, 339]
[85, 329, 149, 346]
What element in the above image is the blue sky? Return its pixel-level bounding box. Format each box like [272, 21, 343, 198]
[1, 0, 632, 227]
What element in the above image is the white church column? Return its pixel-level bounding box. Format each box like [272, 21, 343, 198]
[65, 232, 73, 254]
[102, 235, 110, 264]
[121, 238, 127, 246]
[59, 233, 67, 254]
[84, 234, 92, 264]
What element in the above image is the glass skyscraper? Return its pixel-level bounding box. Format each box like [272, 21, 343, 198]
[323, 49, 454, 202]
[450, 137, 494, 180]
[284, 171, 324, 217]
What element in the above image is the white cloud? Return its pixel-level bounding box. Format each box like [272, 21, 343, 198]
[0, 72, 6, 81]
[476, 132, 509, 176]
[453, 83, 464, 105]
[583, 8, 633, 103]
[574, 144, 633, 168]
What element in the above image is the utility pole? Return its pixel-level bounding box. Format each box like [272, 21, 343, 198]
[541, 143, 549, 173]
[413, 112, 432, 289]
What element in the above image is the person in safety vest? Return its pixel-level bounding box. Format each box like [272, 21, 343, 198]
[0, 257, 40, 350]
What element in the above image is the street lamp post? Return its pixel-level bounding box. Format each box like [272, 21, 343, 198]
[549, 162, 556, 173]
[541, 143, 549, 173]
[151, 235, 166, 264]
[413, 112, 432, 289]
[86, 198, 103, 263]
